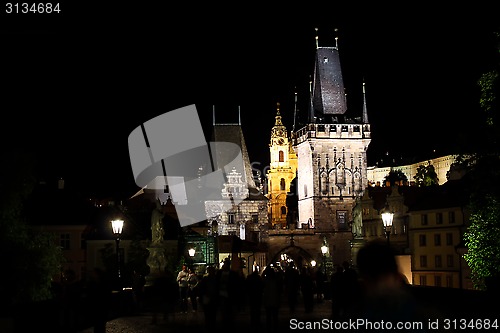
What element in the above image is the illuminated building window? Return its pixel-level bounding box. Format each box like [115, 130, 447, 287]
[419, 234, 426, 246]
[419, 275, 427, 286]
[280, 178, 285, 191]
[279, 151, 284, 162]
[434, 276, 442, 287]
[434, 234, 441, 246]
[435, 255, 442, 268]
[447, 255, 454, 267]
[436, 212, 443, 224]
[420, 255, 427, 267]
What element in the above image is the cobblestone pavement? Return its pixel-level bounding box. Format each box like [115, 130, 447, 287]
[78, 297, 334, 333]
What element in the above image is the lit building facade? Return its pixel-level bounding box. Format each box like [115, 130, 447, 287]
[266, 103, 298, 229]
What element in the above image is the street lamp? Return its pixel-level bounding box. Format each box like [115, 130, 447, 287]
[321, 243, 328, 275]
[111, 219, 124, 282]
[381, 206, 394, 246]
[188, 247, 195, 268]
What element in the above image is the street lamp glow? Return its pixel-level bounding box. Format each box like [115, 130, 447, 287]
[381, 205, 394, 246]
[382, 210, 394, 229]
[111, 219, 124, 235]
[188, 247, 196, 257]
[111, 219, 124, 284]
[311, 260, 316, 267]
[321, 244, 328, 255]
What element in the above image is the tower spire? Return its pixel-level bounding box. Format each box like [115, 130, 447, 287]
[362, 80, 369, 124]
[315, 27, 319, 49]
[309, 75, 314, 122]
[213, 105, 215, 125]
[292, 88, 297, 132]
[275, 102, 283, 126]
[238, 105, 241, 125]
[334, 28, 339, 49]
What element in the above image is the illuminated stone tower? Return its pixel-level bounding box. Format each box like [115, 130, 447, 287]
[266, 103, 298, 229]
[292, 29, 371, 263]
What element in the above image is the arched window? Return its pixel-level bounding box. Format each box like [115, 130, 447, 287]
[280, 178, 285, 191]
[281, 206, 287, 215]
[279, 150, 284, 162]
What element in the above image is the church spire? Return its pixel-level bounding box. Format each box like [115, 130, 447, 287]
[275, 102, 283, 126]
[362, 80, 369, 124]
[292, 89, 298, 132]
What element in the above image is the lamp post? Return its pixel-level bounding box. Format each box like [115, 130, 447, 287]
[188, 247, 195, 269]
[381, 206, 394, 246]
[321, 243, 328, 276]
[111, 219, 124, 282]
[212, 221, 218, 266]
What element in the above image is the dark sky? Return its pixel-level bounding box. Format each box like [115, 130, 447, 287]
[1, 5, 498, 198]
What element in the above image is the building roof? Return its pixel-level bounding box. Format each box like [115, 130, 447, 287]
[210, 123, 257, 190]
[312, 47, 347, 118]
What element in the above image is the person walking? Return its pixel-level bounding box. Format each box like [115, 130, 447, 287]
[187, 268, 200, 313]
[262, 266, 281, 332]
[245, 270, 264, 329]
[197, 265, 219, 333]
[176, 264, 190, 314]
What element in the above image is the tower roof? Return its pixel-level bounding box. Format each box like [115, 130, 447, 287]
[312, 46, 347, 118]
[210, 123, 257, 190]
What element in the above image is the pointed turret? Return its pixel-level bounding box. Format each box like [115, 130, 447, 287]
[362, 81, 369, 124]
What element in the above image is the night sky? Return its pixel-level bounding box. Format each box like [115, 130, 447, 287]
[2, 4, 498, 199]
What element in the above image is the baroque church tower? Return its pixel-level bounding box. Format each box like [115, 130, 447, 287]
[292, 30, 371, 263]
[266, 103, 298, 229]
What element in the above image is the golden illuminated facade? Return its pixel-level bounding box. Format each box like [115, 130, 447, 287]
[266, 103, 298, 228]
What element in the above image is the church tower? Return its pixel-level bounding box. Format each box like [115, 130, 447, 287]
[292, 30, 371, 263]
[266, 103, 298, 229]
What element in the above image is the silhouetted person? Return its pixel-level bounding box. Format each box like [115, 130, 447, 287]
[86, 268, 111, 333]
[245, 269, 264, 329]
[330, 264, 344, 319]
[340, 260, 360, 318]
[315, 268, 326, 303]
[197, 265, 218, 333]
[131, 269, 146, 313]
[149, 273, 172, 325]
[283, 265, 300, 314]
[216, 259, 239, 329]
[300, 266, 314, 313]
[187, 268, 200, 312]
[262, 266, 281, 332]
[176, 264, 189, 314]
[356, 240, 425, 332]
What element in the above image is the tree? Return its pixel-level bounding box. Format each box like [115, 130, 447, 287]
[383, 169, 408, 186]
[0, 152, 64, 307]
[413, 161, 439, 187]
[463, 30, 500, 290]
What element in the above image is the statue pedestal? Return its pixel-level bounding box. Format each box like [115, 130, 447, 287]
[349, 237, 366, 268]
[145, 243, 168, 287]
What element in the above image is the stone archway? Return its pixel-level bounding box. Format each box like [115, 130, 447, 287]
[268, 244, 314, 269]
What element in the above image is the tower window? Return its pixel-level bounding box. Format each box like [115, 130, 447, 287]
[279, 150, 284, 162]
[280, 178, 285, 191]
[228, 213, 235, 224]
[281, 206, 286, 215]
